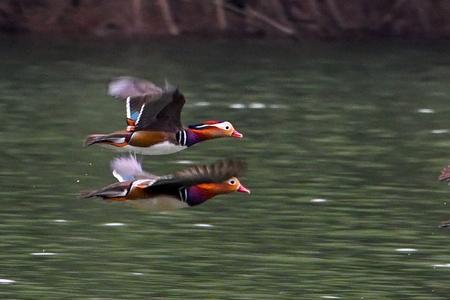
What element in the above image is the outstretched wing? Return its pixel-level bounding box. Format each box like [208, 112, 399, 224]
[152, 87, 185, 132]
[127, 92, 170, 126]
[111, 155, 157, 182]
[108, 77, 186, 131]
[135, 84, 184, 131]
[151, 159, 246, 189]
[108, 76, 163, 100]
[108, 77, 164, 125]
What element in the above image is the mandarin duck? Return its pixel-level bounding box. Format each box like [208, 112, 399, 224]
[84, 77, 243, 155]
[81, 156, 250, 210]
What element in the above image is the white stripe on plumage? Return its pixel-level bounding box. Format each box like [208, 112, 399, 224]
[136, 103, 146, 125]
[126, 97, 131, 119]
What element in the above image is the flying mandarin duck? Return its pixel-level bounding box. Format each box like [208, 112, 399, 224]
[84, 77, 243, 155]
[81, 156, 250, 210]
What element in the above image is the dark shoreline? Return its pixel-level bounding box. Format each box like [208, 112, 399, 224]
[3, 0, 450, 40]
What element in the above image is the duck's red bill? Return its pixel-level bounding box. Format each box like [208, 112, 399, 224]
[231, 130, 243, 138]
[237, 184, 251, 194]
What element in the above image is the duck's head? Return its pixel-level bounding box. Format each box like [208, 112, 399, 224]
[196, 176, 251, 196]
[188, 121, 243, 139]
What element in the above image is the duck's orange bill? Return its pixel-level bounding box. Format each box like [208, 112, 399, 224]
[231, 130, 243, 138]
[237, 184, 251, 194]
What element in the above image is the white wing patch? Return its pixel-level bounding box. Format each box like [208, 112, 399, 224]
[111, 156, 144, 182]
[126, 96, 131, 119]
[109, 137, 126, 143]
[112, 169, 125, 182]
[131, 179, 157, 189]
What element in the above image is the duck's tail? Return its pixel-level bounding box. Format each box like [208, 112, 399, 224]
[439, 220, 450, 228]
[84, 134, 127, 147]
[80, 182, 129, 200]
[79, 189, 98, 198]
[84, 134, 107, 147]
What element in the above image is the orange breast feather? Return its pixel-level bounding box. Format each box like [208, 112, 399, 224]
[129, 131, 173, 147]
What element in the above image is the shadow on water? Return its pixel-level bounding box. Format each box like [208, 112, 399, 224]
[1, 37, 450, 298]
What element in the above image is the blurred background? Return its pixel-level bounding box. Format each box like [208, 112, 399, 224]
[2, 1, 450, 299]
[3, 0, 450, 39]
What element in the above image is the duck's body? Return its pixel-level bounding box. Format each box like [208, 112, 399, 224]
[84, 77, 243, 155]
[93, 131, 187, 155]
[81, 156, 250, 211]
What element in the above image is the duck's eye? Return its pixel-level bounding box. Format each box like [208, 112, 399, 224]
[225, 126, 230, 130]
[228, 179, 236, 185]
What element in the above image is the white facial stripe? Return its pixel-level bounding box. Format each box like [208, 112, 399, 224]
[194, 122, 232, 130]
[212, 122, 232, 130]
[193, 124, 210, 129]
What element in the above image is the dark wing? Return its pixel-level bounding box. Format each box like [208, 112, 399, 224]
[152, 87, 186, 131]
[151, 159, 246, 189]
[108, 77, 164, 125]
[80, 181, 131, 199]
[125, 88, 168, 125]
[111, 155, 157, 182]
[108, 76, 163, 99]
[135, 84, 182, 131]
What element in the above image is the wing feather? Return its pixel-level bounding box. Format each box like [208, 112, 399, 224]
[80, 181, 131, 198]
[151, 160, 246, 188]
[135, 85, 179, 131]
[108, 77, 185, 131]
[152, 87, 185, 131]
[111, 156, 157, 182]
[108, 76, 163, 99]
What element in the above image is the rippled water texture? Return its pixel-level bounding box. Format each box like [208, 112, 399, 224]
[2, 38, 450, 299]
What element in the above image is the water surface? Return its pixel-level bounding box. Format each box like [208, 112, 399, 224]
[1, 38, 450, 299]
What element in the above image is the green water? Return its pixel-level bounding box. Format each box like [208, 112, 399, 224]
[2, 37, 450, 299]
